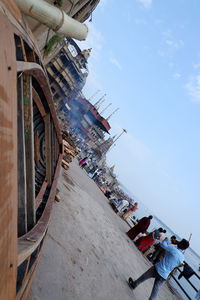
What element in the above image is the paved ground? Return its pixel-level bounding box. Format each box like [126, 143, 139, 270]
[30, 159, 182, 300]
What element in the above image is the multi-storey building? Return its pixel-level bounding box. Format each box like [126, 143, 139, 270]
[46, 38, 91, 112]
[24, 0, 100, 61]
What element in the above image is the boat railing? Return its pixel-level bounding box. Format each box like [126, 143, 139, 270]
[16, 154, 62, 299]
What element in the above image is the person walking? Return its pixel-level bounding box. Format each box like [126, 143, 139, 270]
[126, 215, 153, 240]
[128, 238, 189, 300]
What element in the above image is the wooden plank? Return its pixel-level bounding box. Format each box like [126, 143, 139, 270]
[0, 12, 18, 300]
[32, 88, 46, 118]
[16, 239, 43, 300]
[19, 36, 27, 62]
[51, 123, 56, 171]
[23, 73, 36, 230]
[35, 180, 48, 210]
[17, 61, 44, 73]
[17, 75, 27, 236]
[44, 114, 52, 184]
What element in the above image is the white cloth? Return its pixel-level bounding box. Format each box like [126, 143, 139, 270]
[117, 200, 129, 212]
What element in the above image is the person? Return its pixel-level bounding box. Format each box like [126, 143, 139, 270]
[135, 228, 164, 253]
[170, 235, 178, 245]
[79, 157, 88, 168]
[151, 235, 177, 263]
[92, 168, 102, 180]
[116, 199, 129, 214]
[126, 215, 153, 240]
[128, 238, 189, 300]
[88, 165, 98, 177]
[122, 202, 138, 221]
[104, 190, 112, 199]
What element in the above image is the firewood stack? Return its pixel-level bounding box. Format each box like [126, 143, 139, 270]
[62, 131, 78, 170]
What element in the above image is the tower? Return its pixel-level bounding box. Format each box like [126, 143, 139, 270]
[98, 135, 116, 155]
[75, 48, 92, 69]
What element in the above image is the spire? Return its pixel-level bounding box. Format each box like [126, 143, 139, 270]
[88, 90, 100, 103]
[106, 108, 119, 121]
[94, 94, 106, 110]
[110, 165, 115, 173]
[98, 136, 115, 155]
[81, 48, 92, 61]
[100, 103, 112, 115]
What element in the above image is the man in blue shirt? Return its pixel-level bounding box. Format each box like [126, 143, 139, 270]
[128, 238, 189, 300]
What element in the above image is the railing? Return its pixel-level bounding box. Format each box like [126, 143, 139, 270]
[170, 267, 200, 300]
[17, 154, 62, 299]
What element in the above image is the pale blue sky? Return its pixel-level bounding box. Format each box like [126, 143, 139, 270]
[79, 0, 200, 253]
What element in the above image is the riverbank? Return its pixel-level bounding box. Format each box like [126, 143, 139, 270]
[30, 159, 182, 300]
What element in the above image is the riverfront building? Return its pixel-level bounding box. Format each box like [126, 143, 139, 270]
[24, 0, 100, 60]
[46, 38, 91, 112]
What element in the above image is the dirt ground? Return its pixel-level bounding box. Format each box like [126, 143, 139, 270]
[30, 159, 182, 300]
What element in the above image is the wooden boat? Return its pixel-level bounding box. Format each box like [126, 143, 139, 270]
[0, 1, 63, 299]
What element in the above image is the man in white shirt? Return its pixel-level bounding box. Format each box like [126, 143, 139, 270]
[116, 199, 129, 213]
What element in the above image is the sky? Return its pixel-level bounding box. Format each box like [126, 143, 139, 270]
[78, 0, 200, 253]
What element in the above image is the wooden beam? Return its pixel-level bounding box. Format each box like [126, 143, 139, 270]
[32, 88, 46, 118]
[23, 73, 36, 230]
[17, 75, 27, 236]
[0, 12, 18, 300]
[44, 114, 52, 184]
[35, 180, 48, 210]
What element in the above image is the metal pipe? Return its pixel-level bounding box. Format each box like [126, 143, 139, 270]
[16, 0, 88, 41]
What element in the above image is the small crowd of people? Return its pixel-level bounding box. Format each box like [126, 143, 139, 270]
[79, 156, 104, 183]
[126, 215, 190, 300]
[79, 157, 195, 300]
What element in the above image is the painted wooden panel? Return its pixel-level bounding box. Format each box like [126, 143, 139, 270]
[0, 12, 18, 300]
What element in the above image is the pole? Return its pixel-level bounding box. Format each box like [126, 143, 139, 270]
[100, 103, 112, 115]
[88, 90, 100, 102]
[106, 108, 119, 121]
[113, 128, 127, 143]
[94, 94, 106, 109]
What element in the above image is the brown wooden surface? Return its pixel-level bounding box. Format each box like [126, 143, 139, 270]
[17, 75, 28, 236]
[16, 61, 62, 145]
[23, 73, 36, 230]
[0, 12, 18, 300]
[18, 154, 62, 266]
[1, 1, 41, 57]
[35, 180, 48, 210]
[32, 88, 46, 118]
[44, 114, 52, 185]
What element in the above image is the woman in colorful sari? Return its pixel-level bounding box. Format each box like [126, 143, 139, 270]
[135, 228, 163, 253]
